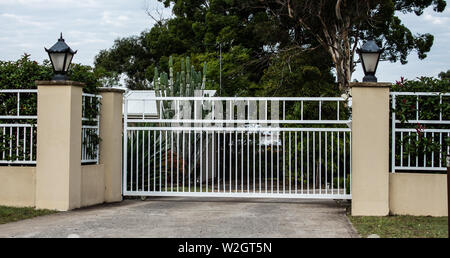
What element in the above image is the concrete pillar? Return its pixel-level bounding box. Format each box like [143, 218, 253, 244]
[350, 82, 391, 216]
[98, 88, 125, 203]
[35, 81, 84, 211]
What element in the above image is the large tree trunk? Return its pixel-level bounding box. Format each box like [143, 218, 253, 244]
[326, 6, 353, 90]
[283, 0, 357, 91]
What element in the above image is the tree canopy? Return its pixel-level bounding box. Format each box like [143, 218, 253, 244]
[94, 0, 446, 94]
[439, 69, 450, 80]
[249, 0, 446, 88]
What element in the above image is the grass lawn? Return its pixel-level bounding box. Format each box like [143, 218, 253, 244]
[348, 215, 448, 238]
[0, 206, 57, 225]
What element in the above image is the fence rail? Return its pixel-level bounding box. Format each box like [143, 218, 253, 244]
[391, 92, 450, 172]
[124, 95, 352, 199]
[0, 89, 37, 165]
[125, 95, 352, 125]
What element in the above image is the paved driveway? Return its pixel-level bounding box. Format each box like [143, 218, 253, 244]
[0, 197, 358, 238]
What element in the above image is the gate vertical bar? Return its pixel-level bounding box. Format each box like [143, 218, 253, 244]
[123, 96, 128, 194]
[391, 94, 396, 173]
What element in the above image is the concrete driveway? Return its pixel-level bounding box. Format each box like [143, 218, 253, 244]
[0, 197, 358, 238]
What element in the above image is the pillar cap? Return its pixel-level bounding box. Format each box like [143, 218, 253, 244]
[98, 87, 126, 93]
[35, 80, 85, 87]
[350, 82, 391, 88]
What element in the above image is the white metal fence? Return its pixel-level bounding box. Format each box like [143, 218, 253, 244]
[123, 93, 352, 199]
[81, 93, 101, 164]
[0, 89, 37, 165]
[391, 92, 450, 172]
[0, 90, 102, 165]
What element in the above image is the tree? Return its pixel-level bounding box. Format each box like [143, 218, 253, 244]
[258, 0, 446, 89]
[190, 46, 258, 96]
[0, 54, 105, 93]
[96, 0, 445, 94]
[95, 36, 152, 89]
[258, 48, 337, 97]
[0, 54, 105, 123]
[95, 0, 308, 93]
[0, 54, 52, 90]
[438, 70, 450, 80]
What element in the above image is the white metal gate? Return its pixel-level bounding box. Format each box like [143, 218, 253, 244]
[123, 93, 352, 199]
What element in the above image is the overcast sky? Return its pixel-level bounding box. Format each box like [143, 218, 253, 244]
[0, 0, 449, 84]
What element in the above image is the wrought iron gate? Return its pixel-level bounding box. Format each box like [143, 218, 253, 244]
[123, 93, 352, 199]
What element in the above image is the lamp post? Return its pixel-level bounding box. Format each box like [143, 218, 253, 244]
[357, 40, 383, 82]
[45, 33, 77, 81]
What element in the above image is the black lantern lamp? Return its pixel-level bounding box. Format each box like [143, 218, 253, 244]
[45, 33, 77, 81]
[357, 40, 383, 82]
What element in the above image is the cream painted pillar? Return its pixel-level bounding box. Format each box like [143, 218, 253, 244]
[35, 81, 84, 211]
[350, 82, 391, 216]
[99, 88, 125, 203]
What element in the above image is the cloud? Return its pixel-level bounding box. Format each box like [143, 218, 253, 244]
[1, 13, 48, 27]
[0, 0, 101, 8]
[423, 13, 449, 25]
[0, 0, 158, 66]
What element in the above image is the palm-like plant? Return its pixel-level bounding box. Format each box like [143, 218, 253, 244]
[126, 56, 210, 191]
